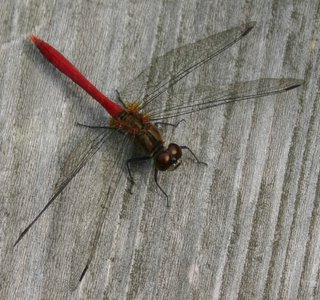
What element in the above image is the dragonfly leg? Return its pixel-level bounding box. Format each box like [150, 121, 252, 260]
[181, 145, 207, 166]
[115, 89, 127, 107]
[154, 169, 170, 207]
[76, 122, 114, 129]
[126, 156, 152, 184]
[154, 119, 186, 128]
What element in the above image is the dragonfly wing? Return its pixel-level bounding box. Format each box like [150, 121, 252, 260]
[56, 130, 114, 187]
[147, 78, 303, 120]
[118, 22, 256, 108]
[14, 129, 115, 246]
[69, 134, 130, 289]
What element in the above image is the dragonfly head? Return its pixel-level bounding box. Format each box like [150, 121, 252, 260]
[155, 143, 182, 171]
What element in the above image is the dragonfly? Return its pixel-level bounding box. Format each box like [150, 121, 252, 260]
[14, 22, 303, 249]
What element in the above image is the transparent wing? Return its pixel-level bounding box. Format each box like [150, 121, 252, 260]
[118, 22, 256, 109]
[70, 135, 130, 288]
[147, 78, 303, 120]
[14, 129, 117, 246]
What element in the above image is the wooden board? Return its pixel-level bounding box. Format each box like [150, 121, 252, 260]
[1, 0, 319, 299]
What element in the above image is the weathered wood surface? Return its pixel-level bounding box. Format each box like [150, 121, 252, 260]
[1, 0, 319, 299]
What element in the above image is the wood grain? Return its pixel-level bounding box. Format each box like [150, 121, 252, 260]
[0, 0, 319, 299]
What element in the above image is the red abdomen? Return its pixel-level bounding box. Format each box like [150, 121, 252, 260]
[31, 36, 123, 118]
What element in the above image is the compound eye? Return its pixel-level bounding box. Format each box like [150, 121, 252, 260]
[155, 152, 171, 171]
[168, 143, 182, 159]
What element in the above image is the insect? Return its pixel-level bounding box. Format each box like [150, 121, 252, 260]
[14, 22, 303, 247]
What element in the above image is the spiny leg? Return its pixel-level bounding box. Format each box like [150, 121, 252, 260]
[154, 169, 170, 207]
[126, 156, 152, 184]
[115, 89, 127, 107]
[180, 145, 207, 166]
[76, 122, 114, 129]
[155, 119, 186, 128]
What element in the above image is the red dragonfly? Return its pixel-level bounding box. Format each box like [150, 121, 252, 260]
[14, 22, 303, 248]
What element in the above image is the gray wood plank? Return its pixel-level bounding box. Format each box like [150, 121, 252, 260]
[0, 0, 319, 299]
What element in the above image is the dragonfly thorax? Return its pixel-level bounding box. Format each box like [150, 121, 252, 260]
[154, 143, 182, 171]
[112, 110, 165, 157]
